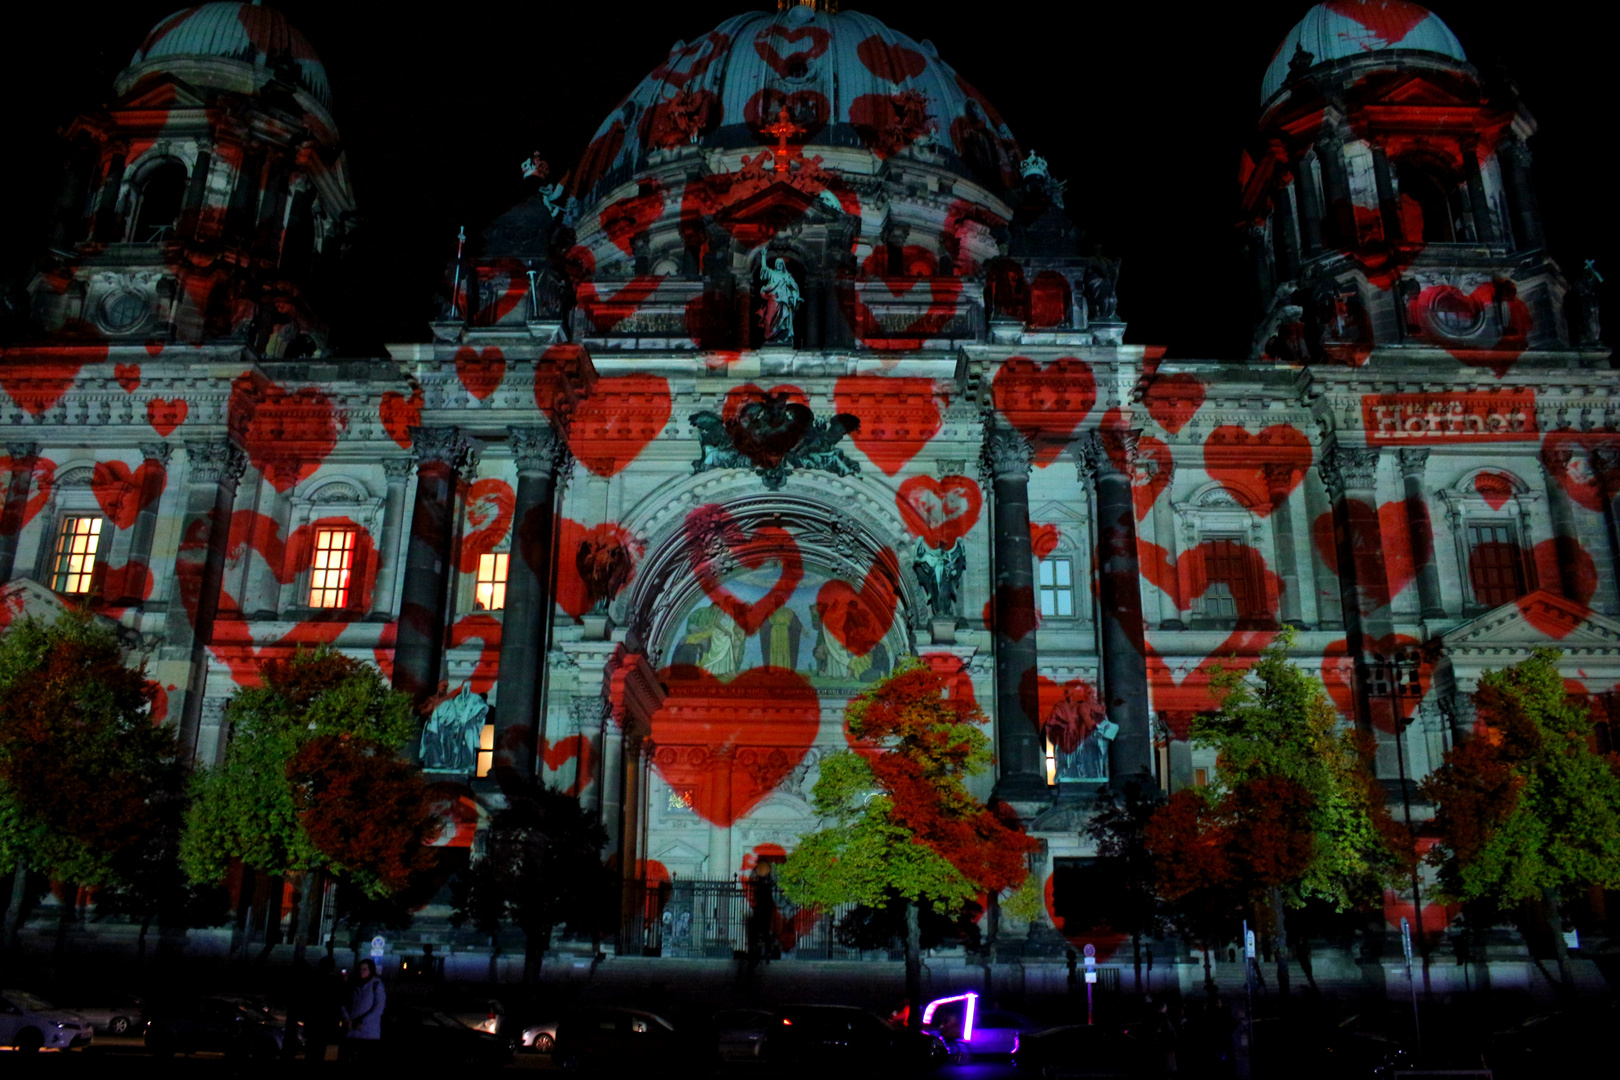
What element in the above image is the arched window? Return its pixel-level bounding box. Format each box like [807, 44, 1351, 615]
[1396, 161, 1466, 244]
[130, 160, 188, 243]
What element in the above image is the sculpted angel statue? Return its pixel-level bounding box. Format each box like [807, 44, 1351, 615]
[758, 258, 801, 344]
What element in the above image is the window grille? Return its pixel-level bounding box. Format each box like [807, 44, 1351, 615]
[1038, 558, 1073, 617]
[1467, 523, 1525, 608]
[52, 516, 103, 594]
[308, 528, 357, 608]
[475, 723, 495, 778]
[475, 552, 509, 611]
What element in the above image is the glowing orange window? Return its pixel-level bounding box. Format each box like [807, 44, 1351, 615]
[309, 528, 357, 608]
[52, 516, 103, 594]
[475, 553, 509, 611]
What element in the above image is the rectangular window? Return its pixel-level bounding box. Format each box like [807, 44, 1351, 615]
[308, 528, 357, 609]
[475, 552, 509, 611]
[1044, 736, 1057, 786]
[52, 516, 103, 594]
[475, 723, 495, 779]
[1196, 538, 1252, 620]
[1468, 524, 1525, 608]
[1038, 558, 1074, 617]
[1193, 767, 1209, 788]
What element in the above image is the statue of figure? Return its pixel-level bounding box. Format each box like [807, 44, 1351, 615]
[758, 258, 802, 344]
[539, 182, 571, 222]
[812, 598, 872, 681]
[1044, 682, 1108, 780]
[760, 606, 804, 670]
[913, 537, 967, 618]
[520, 153, 549, 182]
[1019, 150, 1049, 180]
[577, 534, 634, 615]
[422, 684, 489, 771]
[1572, 258, 1604, 346]
[1084, 246, 1121, 322]
[700, 608, 747, 676]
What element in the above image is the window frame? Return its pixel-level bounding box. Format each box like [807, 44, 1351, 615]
[474, 551, 510, 612]
[1036, 556, 1075, 619]
[307, 526, 359, 610]
[51, 514, 106, 595]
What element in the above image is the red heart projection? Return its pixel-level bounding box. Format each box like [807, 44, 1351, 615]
[855, 34, 927, 81]
[1321, 634, 1430, 733]
[0, 349, 96, 416]
[1133, 435, 1173, 521]
[600, 178, 666, 257]
[542, 735, 596, 798]
[217, 511, 379, 626]
[815, 547, 899, 658]
[989, 357, 1098, 467]
[939, 198, 1007, 275]
[1143, 373, 1206, 435]
[1136, 536, 1283, 628]
[1203, 425, 1311, 514]
[984, 586, 1039, 643]
[454, 346, 504, 401]
[1474, 471, 1515, 510]
[448, 613, 501, 694]
[114, 364, 142, 394]
[458, 479, 515, 575]
[143, 342, 164, 358]
[1326, 0, 1431, 44]
[379, 387, 423, 449]
[1410, 283, 1533, 377]
[897, 475, 982, 549]
[1311, 500, 1423, 613]
[1521, 538, 1597, 638]
[230, 373, 343, 492]
[90, 459, 166, 530]
[1030, 522, 1061, 561]
[564, 374, 672, 476]
[649, 665, 821, 827]
[96, 558, 155, 619]
[752, 23, 831, 76]
[207, 616, 350, 687]
[683, 505, 804, 635]
[1144, 630, 1277, 737]
[722, 383, 809, 426]
[834, 377, 941, 476]
[837, 277, 964, 352]
[554, 518, 642, 620]
[147, 397, 188, 436]
[0, 455, 56, 536]
[1541, 431, 1616, 513]
[849, 91, 935, 160]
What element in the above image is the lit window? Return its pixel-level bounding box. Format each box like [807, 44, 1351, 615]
[52, 516, 103, 594]
[1044, 737, 1057, 786]
[1193, 768, 1209, 788]
[667, 787, 694, 813]
[475, 723, 495, 778]
[1038, 558, 1073, 617]
[308, 528, 356, 608]
[475, 552, 509, 611]
[1467, 524, 1525, 608]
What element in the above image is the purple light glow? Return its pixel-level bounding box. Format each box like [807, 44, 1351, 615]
[920, 991, 978, 1042]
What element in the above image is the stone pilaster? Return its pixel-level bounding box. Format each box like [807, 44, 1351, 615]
[981, 424, 1045, 800]
[0, 443, 41, 583]
[370, 457, 414, 617]
[1540, 447, 1589, 602]
[1319, 445, 1390, 733]
[1589, 447, 1620, 607]
[393, 426, 476, 708]
[110, 441, 172, 606]
[1397, 448, 1445, 619]
[1263, 462, 1305, 627]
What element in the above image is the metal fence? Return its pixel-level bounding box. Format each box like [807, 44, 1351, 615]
[619, 879, 874, 960]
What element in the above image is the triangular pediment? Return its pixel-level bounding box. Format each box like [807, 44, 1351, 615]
[121, 77, 209, 111]
[1377, 72, 1474, 107]
[713, 181, 844, 228]
[1442, 590, 1620, 654]
[0, 578, 121, 635]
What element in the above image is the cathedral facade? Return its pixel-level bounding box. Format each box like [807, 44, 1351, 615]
[1, 0, 1613, 959]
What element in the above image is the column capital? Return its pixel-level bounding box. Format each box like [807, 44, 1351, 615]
[1076, 428, 1136, 482]
[509, 424, 568, 476]
[409, 426, 478, 474]
[382, 457, 416, 483]
[1396, 447, 1430, 481]
[185, 440, 247, 487]
[5, 443, 40, 462]
[980, 425, 1034, 483]
[1318, 446, 1379, 496]
[138, 441, 172, 465]
[1262, 462, 1302, 503]
[1590, 445, 1620, 495]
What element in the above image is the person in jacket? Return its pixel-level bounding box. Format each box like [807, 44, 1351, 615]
[342, 959, 386, 1059]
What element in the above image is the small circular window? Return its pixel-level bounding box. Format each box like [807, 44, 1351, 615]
[97, 288, 150, 334]
[1427, 288, 1484, 338]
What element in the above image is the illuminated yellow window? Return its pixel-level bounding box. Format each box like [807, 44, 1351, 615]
[475, 552, 509, 610]
[475, 723, 495, 778]
[1044, 736, 1058, 786]
[309, 528, 356, 608]
[52, 516, 103, 594]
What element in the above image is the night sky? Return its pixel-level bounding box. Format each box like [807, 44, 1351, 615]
[4, 1, 1610, 359]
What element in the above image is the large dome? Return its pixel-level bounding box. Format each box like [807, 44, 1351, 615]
[1260, 1, 1467, 104]
[571, 4, 1021, 200]
[125, 2, 332, 107]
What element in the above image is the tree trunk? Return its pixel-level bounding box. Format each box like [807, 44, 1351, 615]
[1270, 886, 1291, 1000]
[981, 892, 999, 1006]
[1543, 886, 1575, 993]
[137, 911, 153, 966]
[4, 862, 27, 953]
[488, 932, 500, 983]
[291, 871, 318, 966]
[905, 899, 923, 1031]
[1132, 929, 1143, 995]
[523, 925, 550, 985]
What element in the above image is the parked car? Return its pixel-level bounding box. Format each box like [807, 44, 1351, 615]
[554, 1007, 682, 1072]
[0, 990, 92, 1052]
[379, 1006, 514, 1066]
[758, 1004, 948, 1074]
[445, 996, 505, 1035]
[519, 1018, 558, 1052]
[713, 1007, 772, 1060]
[1011, 1024, 1161, 1078]
[922, 993, 1044, 1063]
[61, 993, 141, 1035]
[143, 996, 290, 1059]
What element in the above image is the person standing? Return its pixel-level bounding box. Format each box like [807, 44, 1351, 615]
[342, 959, 386, 1060]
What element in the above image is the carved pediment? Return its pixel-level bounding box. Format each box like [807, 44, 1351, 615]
[0, 578, 123, 637]
[712, 180, 847, 236]
[122, 78, 208, 111]
[1442, 590, 1620, 656]
[1374, 72, 1476, 109]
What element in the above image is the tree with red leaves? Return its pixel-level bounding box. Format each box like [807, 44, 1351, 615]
[781, 657, 1038, 1028]
[1422, 649, 1620, 991]
[181, 646, 432, 961]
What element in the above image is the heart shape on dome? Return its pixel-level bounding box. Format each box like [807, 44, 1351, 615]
[753, 24, 831, 77]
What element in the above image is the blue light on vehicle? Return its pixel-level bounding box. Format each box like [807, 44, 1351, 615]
[920, 992, 977, 1042]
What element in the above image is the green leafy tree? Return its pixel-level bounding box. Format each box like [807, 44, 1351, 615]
[1422, 648, 1620, 989]
[781, 658, 1038, 1027]
[450, 783, 612, 984]
[1080, 781, 1169, 993]
[0, 610, 186, 953]
[1163, 627, 1407, 996]
[181, 646, 434, 960]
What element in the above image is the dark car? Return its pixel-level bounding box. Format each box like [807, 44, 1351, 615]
[143, 996, 291, 1059]
[758, 1004, 948, 1075]
[554, 1007, 682, 1072]
[713, 1007, 772, 1061]
[1011, 1024, 1162, 1079]
[379, 1006, 515, 1066]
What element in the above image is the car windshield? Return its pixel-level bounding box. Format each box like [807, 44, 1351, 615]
[6, 992, 55, 1011]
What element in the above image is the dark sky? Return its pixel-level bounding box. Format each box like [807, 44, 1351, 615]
[5, 2, 1610, 359]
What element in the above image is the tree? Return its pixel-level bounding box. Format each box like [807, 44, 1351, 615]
[1081, 781, 1169, 993]
[780, 658, 1038, 1027]
[181, 646, 435, 961]
[450, 782, 611, 984]
[1422, 648, 1620, 989]
[1158, 627, 1407, 997]
[0, 610, 186, 955]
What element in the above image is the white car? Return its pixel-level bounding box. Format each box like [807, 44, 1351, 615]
[519, 1019, 558, 1052]
[1, 989, 92, 1052]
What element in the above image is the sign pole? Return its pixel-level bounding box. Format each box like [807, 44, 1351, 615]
[1402, 917, 1423, 1059]
[1083, 943, 1096, 1025]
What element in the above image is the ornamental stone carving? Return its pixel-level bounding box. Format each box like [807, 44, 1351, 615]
[1261, 461, 1300, 501]
[510, 424, 567, 475]
[138, 441, 172, 465]
[409, 426, 477, 474]
[185, 441, 248, 486]
[383, 457, 416, 482]
[5, 443, 40, 462]
[1318, 447, 1379, 495]
[1396, 447, 1430, 480]
[1076, 428, 1135, 481]
[980, 425, 1034, 483]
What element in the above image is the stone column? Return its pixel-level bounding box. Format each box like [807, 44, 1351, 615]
[110, 442, 172, 606]
[1264, 463, 1305, 628]
[370, 458, 414, 618]
[1294, 153, 1325, 254]
[1498, 138, 1543, 251]
[1304, 465, 1342, 629]
[91, 148, 127, 243]
[1372, 146, 1403, 245]
[492, 425, 567, 786]
[0, 444, 40, 583]
[393, 427, 475, 707]
[179, 143, 212, 241]
[1398, 449, 1445, 619]
[1589, 448, 1620, 603]
[981, 425, 1045, 800]
[1319, 446, 1389, 732]
[1080, 430, 1154, 790]
[1541, 448, 1589, 600]
[1463, 142, 1502, 248]
[168, 441, 247, 760]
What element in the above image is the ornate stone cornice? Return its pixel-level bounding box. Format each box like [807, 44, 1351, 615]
[509, 424, 567, 476]
[1318, 446, 1379, 496]
[981, 425, 1034, 483]
[185, 441, 247, 487]
[1396, 447, 1429, 480]
[409, 426, 476, 474]
[138, 441, 172, 465]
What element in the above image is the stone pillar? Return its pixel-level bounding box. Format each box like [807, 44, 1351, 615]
[110, 442, 172, 606]
[1319, 446, 1390, 732]
[1463, 142, 1502, 248]
[0, 444, 40, 583]
[1371, 146, 1403, 245]
[1149, 456, 1183, 628]
[492, 425, 567, 786]
[91, 149, 127, 243]
[168, 441, 247, 760]
[1294, 153, 1325, 254]
[371, 458, 414, 617]
[1397, 449, 1445, 619]
[1498, 139, 1543, 251]
[179, 144, 212, 241]
[1264, 463, 1305, 628]
[1589, 448, 1620, 604]
[393, 427, 475, 707]
[1080, 431, 1154, 790]
[1541, 448, 1589, 601]
[981, 425, 1045, 800]
[1304, 464, 1342, 629]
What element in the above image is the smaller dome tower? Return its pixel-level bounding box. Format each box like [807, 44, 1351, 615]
[29, 2, 355, 355]
[1239, 1, 1591, 367]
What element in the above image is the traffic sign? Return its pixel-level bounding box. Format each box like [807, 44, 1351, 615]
[1244, 929, 1255, 960]
[370, 935, 386, 959]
